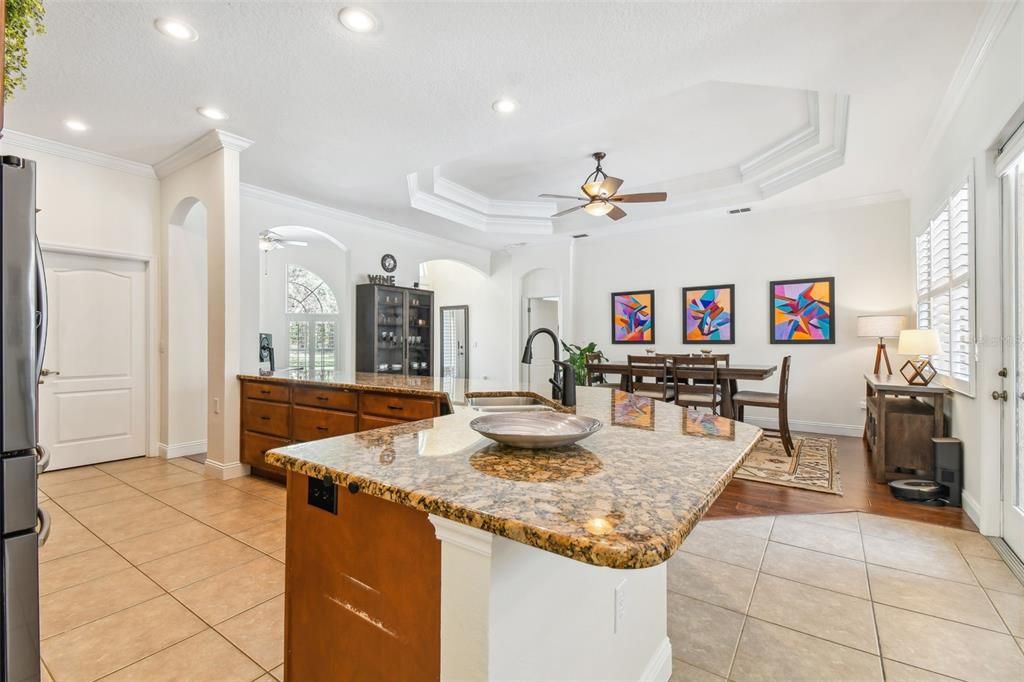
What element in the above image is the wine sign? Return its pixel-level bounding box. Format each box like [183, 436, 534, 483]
[368, 274, 396, 285]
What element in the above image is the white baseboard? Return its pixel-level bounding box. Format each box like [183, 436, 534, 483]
[961, 488, 983, 530]
[203, 459, 250, 480]
[158, 439, 207, 459]
[641, 637, 672, 682]
[742, 416, 863, 439]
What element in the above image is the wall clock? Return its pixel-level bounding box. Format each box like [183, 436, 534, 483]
[381, 253, 397, 273]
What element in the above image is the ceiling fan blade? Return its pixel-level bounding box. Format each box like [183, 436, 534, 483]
[282, 240, 308, 247]
[609, 192, 668, 203]
[607, 205, 627, 221]
[551, 205, 585, 218]
[539, 193, 586, 201]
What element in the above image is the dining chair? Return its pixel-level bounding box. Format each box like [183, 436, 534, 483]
[733, 355, 793, 456]
[584, 352, 618, 388]
[627, 355, 674, 401]
[671, 356, 722, 413]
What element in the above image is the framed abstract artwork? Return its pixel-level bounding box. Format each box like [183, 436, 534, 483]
[683, 284, 734, 344]
[611, 290, 655, 344]
[770, 277, 835, 344]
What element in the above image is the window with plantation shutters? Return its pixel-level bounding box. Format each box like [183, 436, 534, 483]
[914, 180, 973, 391]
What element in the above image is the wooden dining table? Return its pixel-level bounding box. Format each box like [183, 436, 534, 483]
[585, 360, 777, 419]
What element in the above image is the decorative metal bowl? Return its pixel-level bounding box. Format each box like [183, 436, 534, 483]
[469, 412, 603, 449]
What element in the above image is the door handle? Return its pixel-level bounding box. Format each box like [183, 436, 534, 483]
[40, 368, 59, 376]
[35, 445, 50, 475]
[37, 507, 51, 547]
[992, 390, 1009, 401]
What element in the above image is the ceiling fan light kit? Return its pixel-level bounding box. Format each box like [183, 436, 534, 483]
[540, 152, 667, 221]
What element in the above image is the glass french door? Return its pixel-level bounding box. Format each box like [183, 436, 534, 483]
[999, 145, 1024, 559]
[288, 318, 338, 378]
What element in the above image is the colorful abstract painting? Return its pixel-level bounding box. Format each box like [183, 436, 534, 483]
[683, 284, 734, 344]
[611, 290, 655, 344]
[770, 277, 835, 344]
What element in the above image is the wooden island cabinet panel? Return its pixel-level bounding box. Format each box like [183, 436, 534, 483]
[239, 378, 444, 478]
[285, 471, 441, 681]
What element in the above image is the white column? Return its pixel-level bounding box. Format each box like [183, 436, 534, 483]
[429, 515, 493, 681]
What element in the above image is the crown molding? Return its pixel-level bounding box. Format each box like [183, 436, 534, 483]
[913, 0, 1017, 174]
[407, 171, 555, 234]
[740, 90, 820, 180]
[0, 130, 157, 178]
[154, 129, 254, 178]
[240, 182, 491, 255]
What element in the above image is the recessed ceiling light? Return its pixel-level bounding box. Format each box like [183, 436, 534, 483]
[64, 119, 89, 132]
[492, 98, 518, 114]
[154, 18, 198, 42]
[197, 106, 228, 121]
[338, 7, 378, 33]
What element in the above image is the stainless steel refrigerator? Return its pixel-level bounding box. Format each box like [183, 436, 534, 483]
[1, 154, 47, 682]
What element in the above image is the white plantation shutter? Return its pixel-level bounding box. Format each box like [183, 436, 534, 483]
[914, 178, 973, 392]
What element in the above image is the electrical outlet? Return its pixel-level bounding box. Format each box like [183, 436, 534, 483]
[614, 579, 627, 633]
[859, 399, 866, 410]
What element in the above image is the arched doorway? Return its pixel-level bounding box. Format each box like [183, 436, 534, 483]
[258, 226, 347, 378]
[520, 267, 561, 384]
[161, 198, 208, 458]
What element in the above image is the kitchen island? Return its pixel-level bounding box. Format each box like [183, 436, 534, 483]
[264, 377, 761, 681]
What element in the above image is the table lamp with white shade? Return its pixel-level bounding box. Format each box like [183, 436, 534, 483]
[898, 329, 942, 386]
[857, 315, 907, 374]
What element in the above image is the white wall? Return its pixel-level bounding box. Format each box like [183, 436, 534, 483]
[419, 260, 505, 381]
[259, 242, 347, 371]
[572, 200, 913, 434]
[908, 3, 1024, 532]
[163, 203, 208, 456]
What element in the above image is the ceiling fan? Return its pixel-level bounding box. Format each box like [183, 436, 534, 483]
[258, 229, 308, 252]
[540, 152, 667, 221]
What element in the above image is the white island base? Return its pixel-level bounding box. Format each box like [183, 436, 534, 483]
[430, 516, 672, 682]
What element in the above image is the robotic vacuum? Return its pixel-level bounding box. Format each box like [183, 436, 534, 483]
[889, 479, 945, 503]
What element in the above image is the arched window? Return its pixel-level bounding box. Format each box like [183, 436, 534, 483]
[286, 265, 339, 377]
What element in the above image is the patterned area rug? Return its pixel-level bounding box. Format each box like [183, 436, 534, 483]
[735, 435, 842, 495]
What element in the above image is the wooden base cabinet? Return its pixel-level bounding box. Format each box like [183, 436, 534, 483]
[239, 379, 443, 477]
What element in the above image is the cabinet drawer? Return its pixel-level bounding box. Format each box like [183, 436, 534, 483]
[293, 386, 358, 412]
[243, 382, 290, 403]
[293, 406, 357, 442]
[360, 415, 408, 431]
[243, 399, 291, 437]
[241, 431, 290, 469]
[361, 393, 436, 421]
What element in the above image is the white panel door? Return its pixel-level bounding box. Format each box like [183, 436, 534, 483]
[1001, 158, 1024, 559]
[38, 252, 148, 470]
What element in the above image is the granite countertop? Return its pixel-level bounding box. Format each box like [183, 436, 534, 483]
[265, 382, 761, 570]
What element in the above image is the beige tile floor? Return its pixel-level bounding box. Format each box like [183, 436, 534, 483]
[669, 513, 1024, 681]
[37, 456, 285, 682]
[38, 458, 1024, 681]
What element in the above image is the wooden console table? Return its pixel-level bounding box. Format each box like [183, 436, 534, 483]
[863, 373, 951, 483]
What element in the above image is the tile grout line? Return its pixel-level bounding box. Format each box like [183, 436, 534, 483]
[861, 517, 887, 681]
[959, 537, 1024, 654]
[39, 463, 286, 680]
[724, 515, 775, 681]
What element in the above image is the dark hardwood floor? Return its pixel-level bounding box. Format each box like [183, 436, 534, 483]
[707, 433, 978, 531]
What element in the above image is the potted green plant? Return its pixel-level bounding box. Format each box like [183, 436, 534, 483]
[5, 0, 46, 101]
[560, 341, 605, 386]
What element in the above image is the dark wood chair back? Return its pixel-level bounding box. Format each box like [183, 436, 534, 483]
[778, 355, 792, 407]
[671, 356, 720, 403]
[710, 353, 730, 368]
[627, 355, 669, 397]
[584, 352, 608, 386]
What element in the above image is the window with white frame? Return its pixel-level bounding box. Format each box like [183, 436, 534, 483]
[285, 265, 339, 376]
[915, 178, 973, 391]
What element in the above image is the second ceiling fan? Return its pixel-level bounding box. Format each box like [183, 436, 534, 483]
[540, 152, 667, 221]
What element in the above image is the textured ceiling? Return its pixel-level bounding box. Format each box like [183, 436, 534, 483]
[7, 2, 986, 249]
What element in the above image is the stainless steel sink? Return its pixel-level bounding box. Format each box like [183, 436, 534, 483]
[467, 396, 555, 412]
